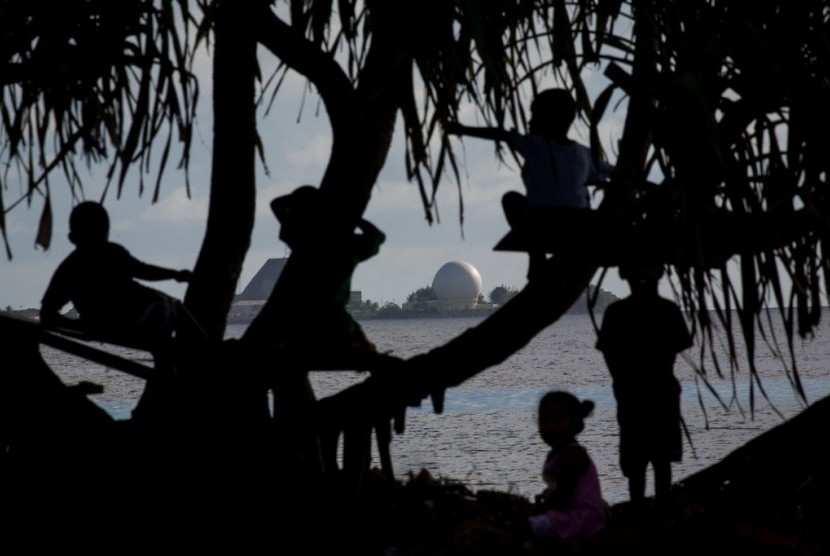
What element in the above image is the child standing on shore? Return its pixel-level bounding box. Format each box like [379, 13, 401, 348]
[596, 259, 693, 504]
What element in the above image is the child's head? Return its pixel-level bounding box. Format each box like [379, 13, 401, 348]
[529, 88, 576, 137]
[537, 390, 594, 446]
[619, 255, 664, 296]
[68, 201, 110, 246]
[272, 185, 325, 248]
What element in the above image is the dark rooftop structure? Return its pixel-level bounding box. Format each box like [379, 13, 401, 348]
[228, 257, 363, 324]
[234, 258, 287, 301]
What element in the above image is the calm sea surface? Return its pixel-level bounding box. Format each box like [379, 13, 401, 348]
[41, 310, 830, 505]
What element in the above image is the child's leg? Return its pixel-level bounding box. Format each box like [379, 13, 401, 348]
[501, 191, 545, 280]
[626, 460, 648, 502]
[526, 251, 547, 281]
[501, 191, 527, 229]
[653, 458, 672, 501]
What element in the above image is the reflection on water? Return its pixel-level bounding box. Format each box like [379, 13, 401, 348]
[41, 312, 830, 505]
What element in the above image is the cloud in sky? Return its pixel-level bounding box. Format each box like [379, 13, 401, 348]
[138, 187, 210, 225]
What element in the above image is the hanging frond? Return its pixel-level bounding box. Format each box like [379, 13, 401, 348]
[0, 0, 201, 254]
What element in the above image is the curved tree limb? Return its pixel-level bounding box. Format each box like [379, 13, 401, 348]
[317, 246, 602, 431]
[184, 0, 259, 338]
[255, 9, 355, 134]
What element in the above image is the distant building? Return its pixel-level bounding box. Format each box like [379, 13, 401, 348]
[432, 261, 482, 310]
[234, 258, 287, 301]
[228, 257, 363, 323]
[402, 260, 483, 311]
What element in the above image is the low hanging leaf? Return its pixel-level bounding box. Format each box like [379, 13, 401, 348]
[35, 193, 52, 251]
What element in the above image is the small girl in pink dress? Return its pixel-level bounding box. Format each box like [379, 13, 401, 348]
[527, 390, 608, 545]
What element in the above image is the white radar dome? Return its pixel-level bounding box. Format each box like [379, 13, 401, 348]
[432, 261, 483, 302]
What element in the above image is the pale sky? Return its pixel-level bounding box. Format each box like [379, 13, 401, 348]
[0, 50, 634, 311]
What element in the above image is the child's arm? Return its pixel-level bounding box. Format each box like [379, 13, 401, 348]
[446, 121, 513, 143]
[40, 266, 80, 331]
[353, 219, 386, 262]
[39, 303, 81, 332]
[599, 351, 628, 384]
[586, 153, 614, 186]
[133, 262, 192, 283]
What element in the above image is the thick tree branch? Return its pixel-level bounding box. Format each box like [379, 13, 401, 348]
[256, 9, 354, 132]
[184, 0, 258, 338]
[318, 246, 602, 428]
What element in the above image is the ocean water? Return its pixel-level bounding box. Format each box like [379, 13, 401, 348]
[41, 310, 830, 505]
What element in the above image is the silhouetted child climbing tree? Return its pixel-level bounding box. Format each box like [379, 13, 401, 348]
[40, 201, 196, 354]
[242, 185, 401, 492]
[244, 184, 384, 358]
[447, 88, 610, 280]
[40, 201, 205, 423]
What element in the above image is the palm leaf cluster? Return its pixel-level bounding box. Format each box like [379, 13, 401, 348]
[287, 0, 830, 409]
[582, 1, 830, 414]
[289, 0, 830, 410]
[0, 0, 199, 254]
[263, 1, 621, 225]
[282, 0, 830, 414]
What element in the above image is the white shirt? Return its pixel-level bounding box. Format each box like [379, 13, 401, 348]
[508, 131, 604, 209]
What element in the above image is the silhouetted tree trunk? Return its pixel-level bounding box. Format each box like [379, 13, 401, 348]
[184, 0, 262, 339]
[241, 2, 417, 483]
